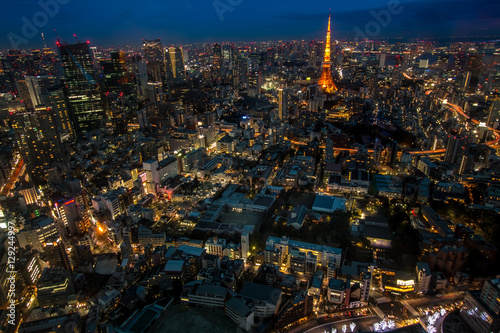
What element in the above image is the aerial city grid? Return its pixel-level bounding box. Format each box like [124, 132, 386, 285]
[0, 0, 500, 332]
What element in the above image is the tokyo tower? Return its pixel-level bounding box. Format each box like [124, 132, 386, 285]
[318, 13, 338, 93]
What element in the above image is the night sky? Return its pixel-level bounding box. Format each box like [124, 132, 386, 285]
[2, 0, 500, 49]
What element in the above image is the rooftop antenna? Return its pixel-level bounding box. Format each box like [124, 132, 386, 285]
[41, 32, 48, 48]
[55, 29, 60, 46]
[73, 34, 78, 43]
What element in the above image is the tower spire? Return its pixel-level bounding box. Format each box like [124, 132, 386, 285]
[318, 12, 337, 93]
[41, 32, 48, 48]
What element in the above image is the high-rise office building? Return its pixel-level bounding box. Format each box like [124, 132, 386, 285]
[142, 39, 164, 83]
[126, 54, 149, 100]
[24, 75, 56, 107]
[232, 54, 242, 87]
[444, 135, 467, 164]
[102, 51, 133, 135]
[213, 43, 222, 79]
[142, 39, 163, 63]
[318, 13, 338, 94]
[19, 250, 42, 286]
[222, 43, 233, 66]
[46, 84, 74, 137]
[43, 236, 74, 272]
[102, 51, 129, 90]
[487, 99, 500, 129]
[55, 198, 81, 235]
[36, 266, 74, 307]
[166, 47, 187, 84]
[248, 71, 262, 96]
[466, 54, 483, 90]
[11, 106, 66, 185]
[16, 78, 34, 109]
[278, 88, 289, 121]
[58, 41, 105, 137]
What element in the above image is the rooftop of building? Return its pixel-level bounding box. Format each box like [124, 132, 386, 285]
[195, 282, 228, 298]
[253, 194, 275, 208]
[310, 270, 323, 289]
[239, 282, 282, 305]
[158, 156, 177, 168]
[416, 262, 432, 276]
[226, 296, 254, 318]
[164, 260, 185, 273]
[119, 297, 173, 333]
[266, 236, 342, 255]
[312, 194, 346, 212]
[328, 278, 346, 291]
[177, 245, 206, 257]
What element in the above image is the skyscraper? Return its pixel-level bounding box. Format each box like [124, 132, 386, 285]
[43, 237, 74, 272]
[466, 54, 483, 90]
[58, 41, 104, 137]
[232, 54, 242, 87]
[487, 99, 500, 129]
[278, 88, 289, 121]
[142, 39, 163, 63]
[444, 135, 466, 164]
[11, 106, 66, 185]
[213, 43, 222, 80]
[127, 54, 149, 99]
[46, 84, 74, 137]
[318, 13, 338, 94]
[54, 198, 81, 235]
[101, 51, 132, 135]
[101, 51, 129, 90]
[24, 75, 56, 107]
[248, 71, 262, 96]
[16, 78, 34, 109]
[166, 47, 187, 84]
[142, 39, 164, 83]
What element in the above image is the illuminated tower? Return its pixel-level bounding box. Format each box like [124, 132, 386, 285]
[58, 41, 104, 137]
[11, 106, 66, 185]
[101, 51, 132, 135]
[142, 39, 164, 83]
[318, 13, 338, 94]
[166, 47, 187, 84]
[47, 84, 74, 137]
[213, 43, 222, 80]
[278, 88, 289, 121]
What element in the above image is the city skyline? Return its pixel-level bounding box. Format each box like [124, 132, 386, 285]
[1, 1, 500, 333]
[2, 0, 500, 49]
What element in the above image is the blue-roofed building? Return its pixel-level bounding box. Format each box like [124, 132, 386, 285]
[177, 245, 206, 257]
[308, 270, 324, 297]
[312, 194, 346, 213]
[327, 278, 347, 304]
[287, 205, 308, 230]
